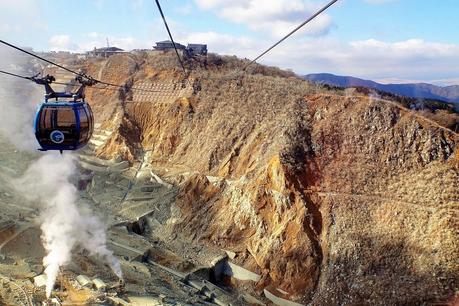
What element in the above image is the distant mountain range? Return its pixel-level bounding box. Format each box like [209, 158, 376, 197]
[304, 73, 459, 103]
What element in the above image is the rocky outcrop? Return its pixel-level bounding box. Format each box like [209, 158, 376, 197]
[87, 53, 458, 305]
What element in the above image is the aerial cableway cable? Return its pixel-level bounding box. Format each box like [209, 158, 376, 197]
[0, 39, 88, 78]
[0, 39, 166, 94]
[244, 0, 339, 70]
[0, 69, 35, 81]
[0, 69, 140, 93]
[154, 0, 187, 75]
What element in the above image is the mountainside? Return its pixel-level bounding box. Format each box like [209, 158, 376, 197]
[304, 73, 459, 103]
[60, 53, 457, 305]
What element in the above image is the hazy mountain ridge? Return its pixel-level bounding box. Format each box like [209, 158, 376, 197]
[304, 73, 459, 103]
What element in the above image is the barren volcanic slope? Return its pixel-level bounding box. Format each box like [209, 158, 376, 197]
[78, 52, 458, 304]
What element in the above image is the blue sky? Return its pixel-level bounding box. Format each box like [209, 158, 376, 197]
[0, 0, 458, 85]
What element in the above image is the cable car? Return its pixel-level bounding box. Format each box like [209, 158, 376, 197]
[33, 75, 95, 152]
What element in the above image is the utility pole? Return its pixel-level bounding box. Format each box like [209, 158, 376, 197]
[106, 38, 110, 58]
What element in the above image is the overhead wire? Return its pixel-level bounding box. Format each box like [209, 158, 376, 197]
[0, 39, 87, 78]
[0, 69, 150, 93]
[1, 69, 81, 87]
[0, 69, 34, 81]
[243, 0, 339, 71]
[154, 0, 187, 75]
[2, 0, 338, 87]
[0, 40, 167, 94]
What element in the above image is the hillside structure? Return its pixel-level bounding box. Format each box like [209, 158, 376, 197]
[87, 47, 125, 58]
[153, 40, 207, 55]
[186, 44, 208, 55]
[154, 40, 186, 51]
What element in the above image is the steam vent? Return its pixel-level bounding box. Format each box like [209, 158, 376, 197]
[0, 50, 457, 305]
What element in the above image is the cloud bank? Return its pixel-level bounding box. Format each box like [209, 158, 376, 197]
[1, 0, 457, 84]
[194, 0, 333, 38]
[178, 29, 459, 83]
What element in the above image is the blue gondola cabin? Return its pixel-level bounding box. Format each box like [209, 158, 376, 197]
[34, 101, 94, 151]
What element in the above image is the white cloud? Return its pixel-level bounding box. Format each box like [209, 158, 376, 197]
[47, 33, 150, 53]
[195, 0, 247, 10]
[0, 1, 454, 84]
[50, 35, 70, 46]
[427, 78, 459, 87]
[132, 0, 144, 10]
[78, 34, 151, 52]
[49, 35, 78, 52]
[87, 32, 99, 39]
[194, 0, 333, 38]
[375, 78, 427, 84]
[0, 0, 47, 36]
[0, 0, 39, 12]
[106, 37, 139, 50]
[41, 23, 459, 84]
[178, 29, 459, 83]
[175, 2, 194, 15]
[179, 31, 262, 58]
[91, 0, 105, 9]
[375, 77, 459, 86]
[263, 38, 459, 81]
[363, 0, 397, 4]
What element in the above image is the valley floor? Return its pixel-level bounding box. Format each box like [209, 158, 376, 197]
[0, 135, 260, 305]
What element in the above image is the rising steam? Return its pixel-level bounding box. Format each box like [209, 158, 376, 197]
[14, 154, 122, 297]
[0, 46, 121, 298]
[0, 46, 41, 150]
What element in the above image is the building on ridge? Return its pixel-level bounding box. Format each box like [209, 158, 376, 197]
[87, 47, 125, 58]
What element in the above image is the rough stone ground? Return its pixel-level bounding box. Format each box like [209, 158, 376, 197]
[0, 51, 458, 306]
[0, 134, 257, 305]
[0, 56, 260, 305]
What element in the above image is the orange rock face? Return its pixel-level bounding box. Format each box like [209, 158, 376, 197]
[87, 53, 458, 304]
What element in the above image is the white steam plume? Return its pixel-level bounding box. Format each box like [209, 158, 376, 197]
[14, 154, 122, 297]
[0, 45, 121, 298]
[0, 45, 42, 150]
